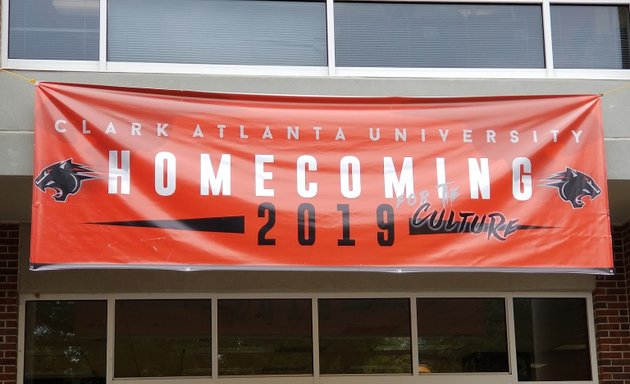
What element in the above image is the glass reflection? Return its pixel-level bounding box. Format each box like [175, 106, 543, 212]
[218, 299, 313, 375]
[318, 298, 412, 374]
[115, 300, 212, 377]
[417, 298, 508, 373]
[514, 298, 592, 381]
[25, 300, 107, 384]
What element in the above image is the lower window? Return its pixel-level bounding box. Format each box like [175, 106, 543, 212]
[24, 300, 107, 384]
[218, 299, 313, 375]
[417, 298, 509, 373]
[21, 295, 595, 382]
[514, 298, 592, 381]
[318, 298, 412, 374]
[114, 299, 212, 377]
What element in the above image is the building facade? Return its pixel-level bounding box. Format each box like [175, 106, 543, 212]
[2, 0, 630, 383]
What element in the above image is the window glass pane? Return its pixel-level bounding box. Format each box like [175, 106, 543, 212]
[318, 298, 411, 374]
[8, 0, 99, 60]
[218, 299, 312, 376]
[514, 298, 592, 381]
[114, 300, 212, 377]
[417, 298, 508, 373]
[108, 0, 326, 66]
[24, 301, 106, 384]
[335, 2, 544, 68]
[552, 5, 630, 69]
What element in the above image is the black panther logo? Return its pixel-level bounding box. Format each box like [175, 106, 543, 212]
[34, 159, 97, 202]
[543, 167, 601, 209]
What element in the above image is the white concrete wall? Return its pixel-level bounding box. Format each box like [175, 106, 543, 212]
[1, 71, 629, 223]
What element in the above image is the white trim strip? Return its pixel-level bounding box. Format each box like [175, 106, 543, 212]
[107, 62, 329, 77]
[505, 294, 519, 383]
[29, 263, 614, 275]
[212, 298, 219, 379]
[99, 0, 107, 71]
[16, 293, 25, 384]
[312, 298, 321, 383]
[542, 0, 555, 73]
[326, 0, 336, 76]
[106, 298, 115, 384]
[550, 0, 630, 4]
[410, 297, 419, 377]
[553, 69, 630, 79]
[19, 291, 595, 301]
[334, 67, 550, 79]
[587, 294, 601, 384]
[1, 0, 8, 67]
[6, 59, 99, 71]
[5, 61, 630, 80]
[340, 0, 544, 3]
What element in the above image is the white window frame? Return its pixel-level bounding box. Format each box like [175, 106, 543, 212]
[17, 291, 599, 384]
[1, 0, 8, 67]
[2, 0, 630, 78]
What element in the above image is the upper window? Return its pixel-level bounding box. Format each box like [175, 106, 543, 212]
[334, 2, 545, 68]
[107, 0, 327, 66]
[551, 5, 630, 69]
[8, 0, 99, 60]
[6, 0, 630, 75]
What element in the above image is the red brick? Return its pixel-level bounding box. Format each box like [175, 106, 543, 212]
[599, 337, 624, 345]
[611, 344, 630, 351]
[0, 228, 18, 384]
[3, 365, 15, 374]
[599, 323, 622, 331]
[601, 352, 624, 359]
[595, 224, 630, 383]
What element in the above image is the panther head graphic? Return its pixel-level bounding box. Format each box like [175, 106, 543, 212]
[34, 159, 96, 202]
[543, 167, 601, 209]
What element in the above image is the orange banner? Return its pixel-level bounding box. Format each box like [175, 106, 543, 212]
[31, 83, 613, 272]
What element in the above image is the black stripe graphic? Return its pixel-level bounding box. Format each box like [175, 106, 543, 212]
[409, 220, 554, 235]
[514, 225, 555, 230]
[89, 216, 245, 233]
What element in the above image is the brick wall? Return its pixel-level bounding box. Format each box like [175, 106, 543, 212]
[595, 222, 630, 384]
[0, 225, 18, 384]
